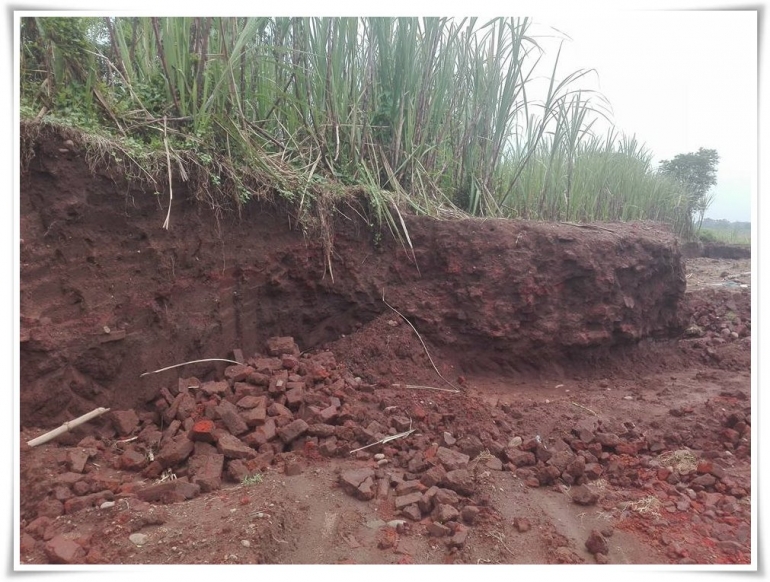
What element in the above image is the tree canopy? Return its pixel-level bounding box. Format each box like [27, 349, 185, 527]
[658, 148, 720, 232]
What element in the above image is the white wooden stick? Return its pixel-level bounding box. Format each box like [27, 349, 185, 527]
[26, 407, 111, 447]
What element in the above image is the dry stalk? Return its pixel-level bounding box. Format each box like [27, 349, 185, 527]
[392, 383, 460, 394]
[571, 401, 597, 416]
[559, 221, 620, 237]
[658, 449, 697, 473]
[140, 358, 241, 377]
[162, 116, 173, 230]
[382, 290, 460, 392]
[349, 417, 415, 454]
[27, 407, 111, 447]
[485, 531, 514, 557]
[619, 495, 662, 517]
[348, 428, 416, 454]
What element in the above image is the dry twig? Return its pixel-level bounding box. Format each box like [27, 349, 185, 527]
[559, 221, 620, 236]
[140, 358, 241, 377]
[382, 290, 460, 392]
[392, 383, 460, 394]
[162, 116, 173, 230]
[571, 401, 597, 416]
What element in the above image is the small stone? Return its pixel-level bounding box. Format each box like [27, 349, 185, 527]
[377, 527, 399, 549]
[201, 380, 229, 397]
[156, 435, 195, 468]
[68, 449, 90, 473]
[594, 433, 621, 448]
[44, 535, 86, 564]
[266, 336, 300, 357]
[461, 505, 480, 524]
[513, 517, 531, 532]
[484, 457, 504, 471]
[216, 433, 256, 459]
[339, 468, 375, 500]
[395, 492, 423, 509]
[691, 474, 717, 488]
[187, 450, 224, 493]
[426, 522, 451, 537]
[505, 450, 536, 467]
[285, 459, 304, 476]
[420, 464, 447, 488]
[136, 479, 200, 503]
[395, 479, 422, 496]
[241, 540, 251, 548]
[570, 484, 599, 506]
[441, 469, 475, 496]
[99, 501, 115, 510]
[400, 504, 422, 521]
[447, 526, 469, 548]
[277, 419, 309, 444]
[585, 463, 603, 480]
[111, 409, 140, 436]
[507, 436, 523, 448]
[357, 477, 375, 501]
[391, 416, 412, 432]
[129, 533, 148, 546]
[433, 504, 460, 523]
[585, 529, 609, 555]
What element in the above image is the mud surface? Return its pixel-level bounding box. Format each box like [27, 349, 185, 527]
[17, 133, 752, 567]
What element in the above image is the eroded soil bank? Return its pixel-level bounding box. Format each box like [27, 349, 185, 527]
[21, 134, 686, 428]
[18, 131, 752, 568]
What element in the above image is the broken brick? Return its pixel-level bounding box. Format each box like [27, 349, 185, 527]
[436, 447, 470, 471]
[44, 535, 86, 564]
[278, 419, 309, 444]
[110, 410, 140, 436]
[156, 435, 194, 468]
[136, 478, 200, 503]
[266, 336, 300, 357]
[216, 433, 256, 459]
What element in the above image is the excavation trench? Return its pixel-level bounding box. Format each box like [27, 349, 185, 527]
[20, 134, 687, 428]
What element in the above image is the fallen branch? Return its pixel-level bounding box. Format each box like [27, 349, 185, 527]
[381, 290, 460, 392]
[27, 407, 111, 447]
[392, 383, 460, 394]
[571, 401, 597, 416]
[140, 358, 241, 377]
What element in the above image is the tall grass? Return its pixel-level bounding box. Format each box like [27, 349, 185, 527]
[20, 16, 696, 238]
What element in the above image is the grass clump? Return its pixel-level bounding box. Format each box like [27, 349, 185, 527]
[241, 472, 264, 486]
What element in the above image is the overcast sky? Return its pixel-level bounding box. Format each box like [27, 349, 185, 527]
[527, 11, 757, 222]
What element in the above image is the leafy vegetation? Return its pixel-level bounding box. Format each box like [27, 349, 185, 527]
[241, 473, 263, 486]
[658, 148, 720, 236]
[20, 16, 701, 240]
[698, 218, 750, 245]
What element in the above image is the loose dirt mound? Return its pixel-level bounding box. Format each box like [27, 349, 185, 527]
[18, 132, 751, 567]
